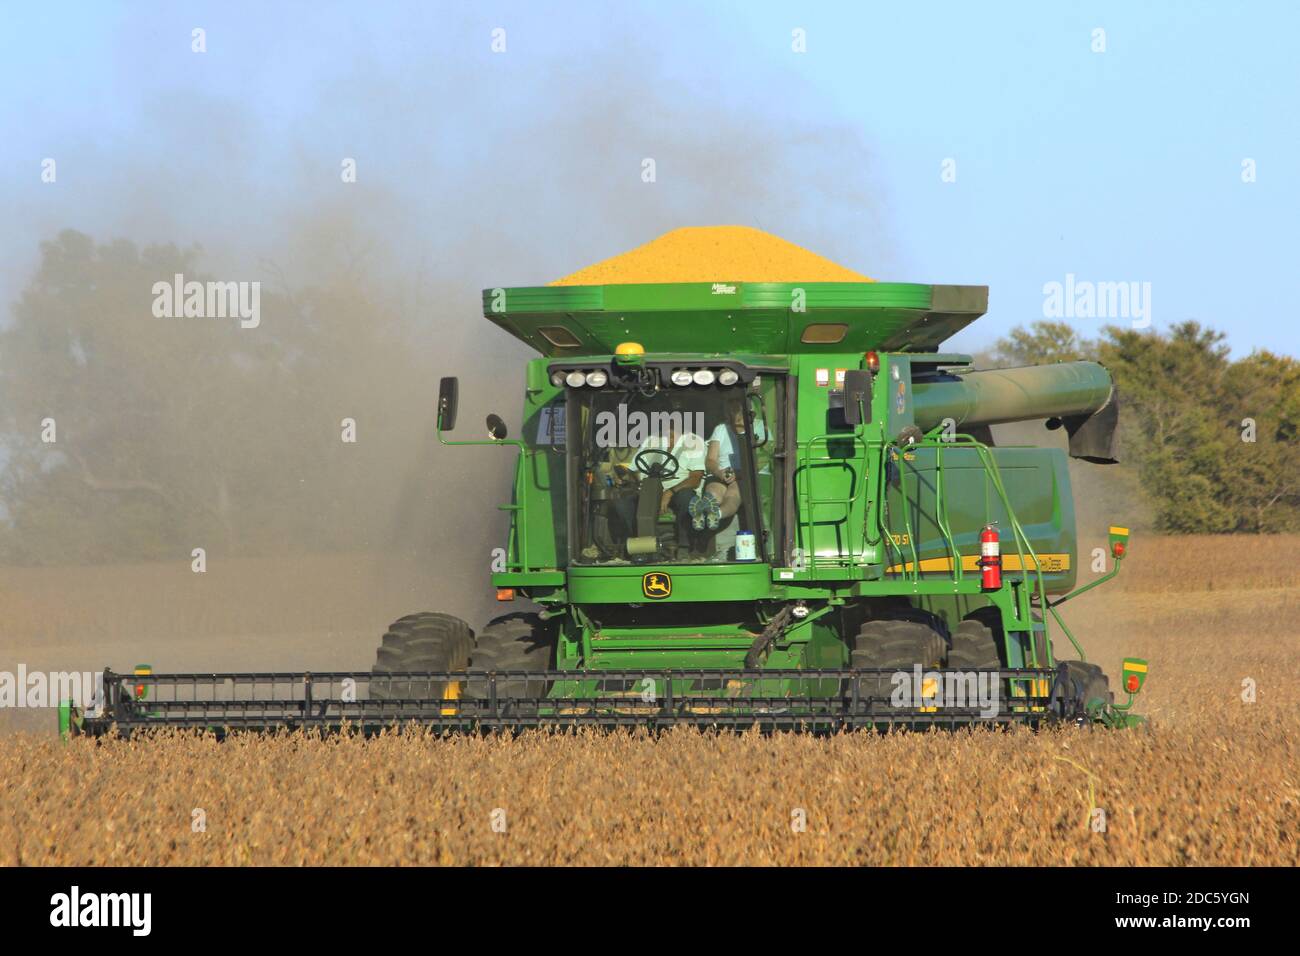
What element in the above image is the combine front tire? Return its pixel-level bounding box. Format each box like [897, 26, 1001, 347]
[370, 612, 473, 701]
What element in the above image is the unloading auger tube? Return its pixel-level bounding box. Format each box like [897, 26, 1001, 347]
[911, 361, 1121, 463]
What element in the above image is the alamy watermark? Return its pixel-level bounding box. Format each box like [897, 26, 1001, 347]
[889, 665, 1000, 718]
[1042, 273, 1151, 328]
[50, 886, 151, 936]
[152, 273, 261, 329]
[0, 667, 104, 709]
[593, 405, 705, 449]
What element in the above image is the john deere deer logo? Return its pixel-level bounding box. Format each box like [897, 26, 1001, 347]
[642, 572, 671, 599]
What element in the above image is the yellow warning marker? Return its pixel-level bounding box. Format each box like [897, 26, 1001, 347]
[919, 675, 939, 713]
[440, 680, 461, 717]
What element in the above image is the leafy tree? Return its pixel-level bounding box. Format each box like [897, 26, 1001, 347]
[1221, 350, 1300, 532]
[992, 321, 1092, 366]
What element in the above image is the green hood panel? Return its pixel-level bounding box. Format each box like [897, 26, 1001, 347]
[567, 562, 775, 604]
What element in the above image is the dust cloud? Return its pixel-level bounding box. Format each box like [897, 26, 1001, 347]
[0, 10, 894, 699]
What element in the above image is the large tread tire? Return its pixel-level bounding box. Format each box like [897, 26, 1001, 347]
[946, 608, 1004, 670]
[467, 612, 553, 699]
[370, 612, 473, 701]
[948, 609, 1060, 717]
[383, 611, 474, 661]
[1057, 660, 1113, 720]
[849, 618, 947, 706]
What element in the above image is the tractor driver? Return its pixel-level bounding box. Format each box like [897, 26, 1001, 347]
[601, 424, 643, 550]
[632, 401, 708, 559]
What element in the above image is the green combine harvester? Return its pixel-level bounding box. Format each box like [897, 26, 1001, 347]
[68, 278, 1149, 736]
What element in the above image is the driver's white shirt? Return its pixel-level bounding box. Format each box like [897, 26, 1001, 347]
[636, 432, 706, 491]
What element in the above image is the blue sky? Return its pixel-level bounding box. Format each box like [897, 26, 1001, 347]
[2, 0, 1296, 356]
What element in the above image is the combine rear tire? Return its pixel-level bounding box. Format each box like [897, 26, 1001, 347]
[850, 618, 947, 707]
[467, 613, 553, 700]
[370, 612, 473, 702]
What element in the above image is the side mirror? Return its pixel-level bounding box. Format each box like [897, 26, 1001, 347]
[438, 377, 459, 432]
[842, 369, 872, 425]
[486, 414, 508, 441]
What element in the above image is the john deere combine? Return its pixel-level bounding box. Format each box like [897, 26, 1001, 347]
[69, 276, 1149, 735]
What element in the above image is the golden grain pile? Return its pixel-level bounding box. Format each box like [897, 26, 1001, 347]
[1, 535, 1297, 866]
[549, 226, 873, 285]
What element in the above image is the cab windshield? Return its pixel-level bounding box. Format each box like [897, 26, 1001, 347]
[569, 376, 783, 565]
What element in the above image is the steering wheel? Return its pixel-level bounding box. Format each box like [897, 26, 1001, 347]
[634, 447, 680, 479]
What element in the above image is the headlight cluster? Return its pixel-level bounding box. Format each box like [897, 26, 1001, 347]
[669, 368, 739, 387]
[552, 369, 608, 388]
[550, 366, 741, 388]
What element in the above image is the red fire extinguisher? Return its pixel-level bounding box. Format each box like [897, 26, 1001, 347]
[980, 524, 1002, 591]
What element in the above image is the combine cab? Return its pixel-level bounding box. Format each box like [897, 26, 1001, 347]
[69, 276, 1148, 736]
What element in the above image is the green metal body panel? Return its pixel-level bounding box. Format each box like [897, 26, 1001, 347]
[484, 281, 987, 355]
[568, 562, 773, 604]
